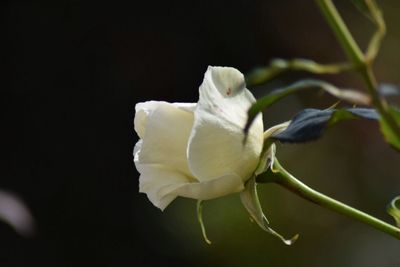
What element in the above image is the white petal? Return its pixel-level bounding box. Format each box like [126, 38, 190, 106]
[138, 102, 195, 177]
[138, 164, 191, 210]
[172, 102, 196, 113]
[138, 164, 244, 210]
[133, 139, 143, 170]
[171, 173, 244, 200]
[134, 101, 195, 139]
[188, 66, 264, 182]
[134, 101, 162, 139]
[195, 66, 256, 127]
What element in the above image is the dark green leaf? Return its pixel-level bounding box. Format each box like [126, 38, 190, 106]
[244, 79, 370, 136]
[272, 108, 379, 143]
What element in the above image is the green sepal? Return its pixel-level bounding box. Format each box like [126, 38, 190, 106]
[197, 200, 212, 245]
[240, 176, 299, 245]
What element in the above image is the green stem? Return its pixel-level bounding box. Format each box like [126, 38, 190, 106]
[360, 67, 400, 138]
[269, 160, 400, 240]
[316, 0, 400, 144]
[315, 0, 364, 67]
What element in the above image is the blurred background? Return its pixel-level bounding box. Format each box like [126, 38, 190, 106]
[3, 0, 400, 266]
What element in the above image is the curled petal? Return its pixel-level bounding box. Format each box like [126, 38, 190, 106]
[188, 66, 263, 182]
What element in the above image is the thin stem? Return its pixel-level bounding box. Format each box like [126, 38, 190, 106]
[360, 67, 400, 138]
[315, 0, 364, 67]
[316, 0, 400, 144]
[365, 0, 386, 62]
[270, 160, 400, 240]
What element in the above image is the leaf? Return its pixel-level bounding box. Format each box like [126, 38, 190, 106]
[271, 108, 379, 143]
[387, 196, 400, 227]
[197, 200, 211, 244]
[240, 176, 298, 245]
[244, 79, 370, 136]
[379, 107, 400, 150]
[246, 59, 352, 86]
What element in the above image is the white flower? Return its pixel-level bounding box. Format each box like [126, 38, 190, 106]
[133, 66, 264, 210]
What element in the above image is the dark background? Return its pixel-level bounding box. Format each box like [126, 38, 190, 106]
[3, 0, 400, 266]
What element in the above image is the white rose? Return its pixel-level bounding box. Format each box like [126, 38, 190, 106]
[133, 66, 264, 210]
